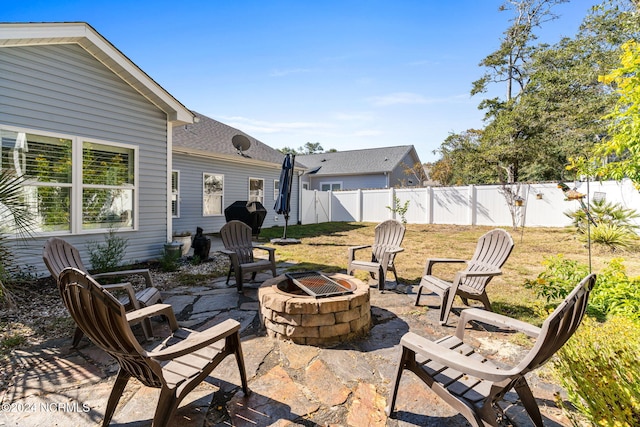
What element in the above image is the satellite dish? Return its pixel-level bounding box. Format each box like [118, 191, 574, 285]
[232, 134, 251, 154]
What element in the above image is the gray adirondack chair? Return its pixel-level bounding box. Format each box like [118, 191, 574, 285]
[347, 219, 405, 291]
[57, 267, 250, 427]
[415, 228, 514, 325]
[43, 237, 162, 346]
[220, 220, 277, 292]
[387, 273, 596, 427]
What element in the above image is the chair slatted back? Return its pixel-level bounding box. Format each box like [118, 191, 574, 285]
[221, 221, 255, 264]
[518, 274, 595, 373]
[371, 219, 405, 265]
[43, 237, 89, 280]
[58, 267, 162, 388]
[463, 229, 514, 293]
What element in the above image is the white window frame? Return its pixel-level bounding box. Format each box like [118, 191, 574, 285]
[171, 170, 180, 218]
[203, 172, 224, 216]
[320, 181, 342, 191]
[0, 124, 138, 235]
[274, 179, 280, 200]
[249, 177, 264, 204]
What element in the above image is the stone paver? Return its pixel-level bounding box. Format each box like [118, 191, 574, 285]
[1, 261, 573, 427]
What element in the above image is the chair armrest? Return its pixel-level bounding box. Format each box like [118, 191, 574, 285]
[102, 282, 140, 309]
[457, 269, 502, 280]
[94, 269, 153, 288]
[401, 332, 517, 382]
[348, 245, 372, 262]
[386, 247, 404, 254]
[455, 308, 541, 340]
[424, 258, 466, 275]
[254, 245, 275, 254]
[147, 319, 241, 360]
[126, 303, 179, 330]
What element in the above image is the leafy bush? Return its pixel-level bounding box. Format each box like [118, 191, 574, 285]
[86, 228, 128, 273]
[525, 255, 640, 321]
[554, 316, 640, 426]
[524, 254, 590, 301]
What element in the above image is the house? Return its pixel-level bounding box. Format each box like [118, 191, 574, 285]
[297, 145, 423, 191]
[0, 22, 194, 274]
[171, 112, 303, 235]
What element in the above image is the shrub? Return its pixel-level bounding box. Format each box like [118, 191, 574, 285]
[554, 316, 640, 426]
[86, 228, 128, 273]
[159, 247, 181, 272]
[524, 254, 590, 301]
[525, 255, 640, 321]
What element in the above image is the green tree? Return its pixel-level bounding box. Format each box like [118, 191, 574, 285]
[431, 129, 495, 185]
[595, 40, 640, 186]
[472, 0, 569, 183]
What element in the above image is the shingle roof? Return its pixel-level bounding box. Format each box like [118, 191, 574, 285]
[172, 112, 288, 166]
[296, 146, 417, 176]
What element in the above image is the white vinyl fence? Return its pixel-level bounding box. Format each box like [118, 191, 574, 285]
[300, 179, 640, 228]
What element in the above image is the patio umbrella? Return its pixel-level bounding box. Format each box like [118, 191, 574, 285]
[274, 154, 295, 240]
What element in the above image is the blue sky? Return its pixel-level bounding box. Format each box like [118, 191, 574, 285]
[4, 1, 595, 162]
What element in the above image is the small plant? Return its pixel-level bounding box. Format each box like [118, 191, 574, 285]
[554, 316, 640, 426]
[86, 227, 128, 273]
[159, 247, 181, 272]
[565, 199, 639, 251]
[386, 196, 410, 224]
[1, 333, 27, 355]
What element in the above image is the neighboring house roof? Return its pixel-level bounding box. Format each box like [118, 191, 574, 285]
[173, 112, 299, 168]
[297, 145, 419, 176]
[0, 22, 193, 125]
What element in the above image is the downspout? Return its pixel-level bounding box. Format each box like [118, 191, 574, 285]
[167, 121, 173, 244]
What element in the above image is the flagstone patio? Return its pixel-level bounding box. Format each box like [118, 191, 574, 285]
[1, 262, 572, 426]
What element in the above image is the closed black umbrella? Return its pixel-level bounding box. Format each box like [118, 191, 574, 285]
[274, 154, 295, 239]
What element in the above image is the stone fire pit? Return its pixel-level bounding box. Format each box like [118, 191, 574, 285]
[258, 273, 371, 346]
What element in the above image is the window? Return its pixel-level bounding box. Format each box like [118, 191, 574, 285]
[274, 179, 280, 200]
[249, 178, 264, 204]
[0, 126, 137, 234]
[320, 182, 342, 191]
[171, 171, 179, 217]
[203, 173, 223, 216]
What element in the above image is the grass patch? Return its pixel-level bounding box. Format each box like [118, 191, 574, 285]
[1, 333, 26, 355]
[257, 222, 640, 324]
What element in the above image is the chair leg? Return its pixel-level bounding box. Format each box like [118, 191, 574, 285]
[378, 265, 385, 291]
[235, 268, 243, 293]
[71, 326, 84, 348]
[226, 267, 233, 285]
[415, 284, 424, 306]
[153, 386, 179, 427]
[514, 377, 543, 427]
[102, 369, 131, 427]
[385, 345, 412, 417]
[228, 332, 250, 396]
[439, 288, 453, 325]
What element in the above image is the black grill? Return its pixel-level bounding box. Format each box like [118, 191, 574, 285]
[224, 201, 267, 235]
[285, 271, 353, 298]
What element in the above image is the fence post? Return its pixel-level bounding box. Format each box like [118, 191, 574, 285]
[389, 188, 396, 220]
[469, 185, 476, 225]
[426, 187, 433, 224]
[328, 190, 333, 222]
[356, 189, 363, 222]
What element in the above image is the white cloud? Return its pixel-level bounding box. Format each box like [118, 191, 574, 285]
[333, 112, 374, 121]
[353, 129, 382, 137]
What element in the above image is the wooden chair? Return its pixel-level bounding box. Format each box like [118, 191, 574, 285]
[220, 220, 277, 292]
[415, 228, 514, 325]
[58, 267, 250, 427]
[387, 273, 596, 427]
[43, 237, 162, 346]
[347, 219, 405, 291]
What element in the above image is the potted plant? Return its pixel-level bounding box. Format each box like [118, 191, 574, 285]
[172, 231, 192, 256]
